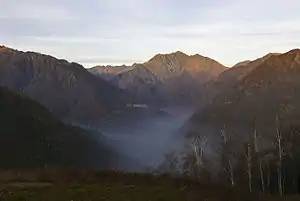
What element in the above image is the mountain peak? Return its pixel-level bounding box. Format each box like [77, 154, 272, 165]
[0, 45, 14, 53]
[174, 50, 187, 56]
[148, 51, 188, 62]
[286, 49, 300, 55]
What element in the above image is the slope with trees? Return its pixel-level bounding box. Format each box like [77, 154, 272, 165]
[182, 49, 300, 196]
[0, 86, 116, 169]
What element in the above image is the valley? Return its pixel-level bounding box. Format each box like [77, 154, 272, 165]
[91, 107, 196, 172]
[1, 45, 300, 200]
[1, 0, 300, 199]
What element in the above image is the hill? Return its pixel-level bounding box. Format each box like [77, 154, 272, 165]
[0, 46, 127, 123]
[0, 87, 115, 169]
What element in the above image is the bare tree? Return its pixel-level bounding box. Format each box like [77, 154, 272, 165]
[221, 125, 235, 187]
[181, 135, 211, 181]
[245, 142, 252, 192]
[254, 129, 265, 194]
[276, 116, 284, 196]
[267, 162, 271, 194]
[157, 151, 180, 176]
[192, 135, 207, 171]
[158, 134, 210, 180]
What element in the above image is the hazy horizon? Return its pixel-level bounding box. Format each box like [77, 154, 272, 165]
[1, 0, 299, 68]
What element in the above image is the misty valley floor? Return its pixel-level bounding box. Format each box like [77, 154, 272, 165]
[90, 107, 194, 171]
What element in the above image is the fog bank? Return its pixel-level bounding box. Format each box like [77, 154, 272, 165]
[91, 108, 195, 171]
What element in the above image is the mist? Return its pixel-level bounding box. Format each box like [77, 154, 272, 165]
[87, 107, 195, 172]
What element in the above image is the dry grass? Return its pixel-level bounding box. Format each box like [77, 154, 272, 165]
[0, 169, 297, 201]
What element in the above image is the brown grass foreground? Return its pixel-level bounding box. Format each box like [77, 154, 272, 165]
[0, 168, 297, 201]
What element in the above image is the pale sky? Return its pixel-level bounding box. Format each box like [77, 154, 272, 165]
[1, 0, 299, 67]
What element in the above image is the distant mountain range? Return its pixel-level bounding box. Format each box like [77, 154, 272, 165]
[89, 51, 227, 106]
[0, 46, 127, 123]
[2, 44, 300, 137]
[0, 46, 227, 123]
[2, 44, 300, 173]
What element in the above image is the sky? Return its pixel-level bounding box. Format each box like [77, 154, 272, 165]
[0, 0, 300, 67]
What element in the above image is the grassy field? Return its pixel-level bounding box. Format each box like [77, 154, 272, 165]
[0, 169, 297, 201]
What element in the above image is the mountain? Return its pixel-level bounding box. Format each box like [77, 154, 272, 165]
[0, 86, 116, 169]
[144, 52, 226, 83]
[217, 53, 280, 85]
[91, 51, 227, 106]
[189, 49, 300, 138]
[232, 60, 251, 68]
[112, 64, 164, 104]
[0, 46, 127, 123]
[89, 65, 132, 81]
[202, 52, 281, 103]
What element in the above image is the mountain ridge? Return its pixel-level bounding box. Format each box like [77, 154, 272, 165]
[188, 49, 300, 139]
[89, 51, 227, 106]
[0, 45, 128, 123]
[201, 52, 283, 103]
